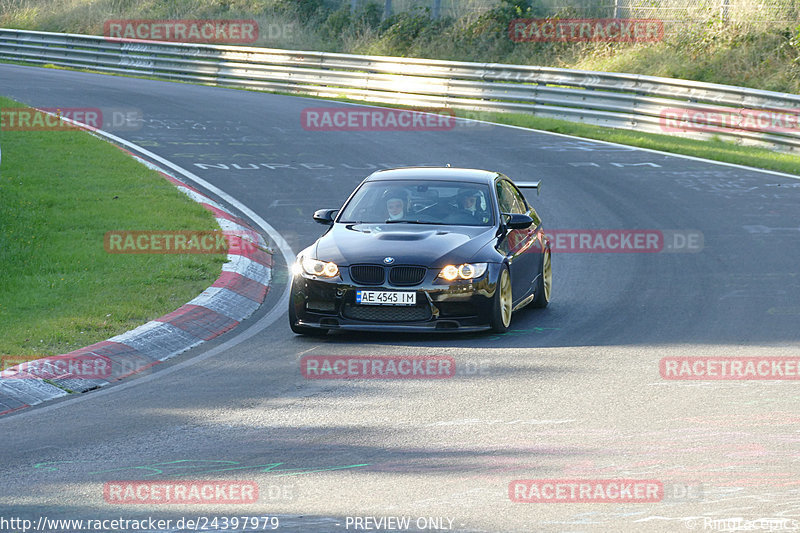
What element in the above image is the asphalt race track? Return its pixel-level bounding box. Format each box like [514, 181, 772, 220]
[1, 63, 799, 532]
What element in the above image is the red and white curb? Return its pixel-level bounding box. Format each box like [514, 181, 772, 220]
[0, 152, 272, 416]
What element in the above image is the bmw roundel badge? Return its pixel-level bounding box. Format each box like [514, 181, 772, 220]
[383, 257, 395, 264]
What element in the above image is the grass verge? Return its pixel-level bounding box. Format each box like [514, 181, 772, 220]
[0, 96, 226, 361]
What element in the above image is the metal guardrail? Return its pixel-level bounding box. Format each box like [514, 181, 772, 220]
[2, 28, 800, 151]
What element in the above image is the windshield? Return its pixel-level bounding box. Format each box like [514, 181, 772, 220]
[338, 180, 494, 226]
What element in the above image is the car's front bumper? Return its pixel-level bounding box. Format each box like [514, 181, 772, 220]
[290, 263, 502, 332]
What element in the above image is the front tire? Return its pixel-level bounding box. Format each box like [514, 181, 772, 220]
[532, 247, 551, 309]
[489, 266, 513, 333]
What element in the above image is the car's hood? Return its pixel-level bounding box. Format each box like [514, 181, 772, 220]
[313, 223, 495, 267]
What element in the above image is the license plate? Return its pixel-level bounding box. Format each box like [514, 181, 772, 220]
[356, 290, 416, 306]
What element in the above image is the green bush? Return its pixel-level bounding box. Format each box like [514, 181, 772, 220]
[318, 2, 382, 47]
[3, 0, 800, 94]
[274, 0, 326, 20]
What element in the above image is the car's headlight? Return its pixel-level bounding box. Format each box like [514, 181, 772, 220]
[297, 256, 339, 278]
[437, 262, 488, 281]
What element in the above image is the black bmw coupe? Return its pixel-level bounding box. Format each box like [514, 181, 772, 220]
[289, 167, 551, 334]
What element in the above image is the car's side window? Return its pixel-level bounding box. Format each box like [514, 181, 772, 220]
[508, 183, 529, 211]
[496, 181, 514, 213]
[499, 181, 526, 214]
[510, 186, 526, 215]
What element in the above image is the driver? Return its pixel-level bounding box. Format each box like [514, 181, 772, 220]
[382, 189, 409, 221]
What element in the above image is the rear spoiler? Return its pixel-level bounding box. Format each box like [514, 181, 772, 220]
[515, 181, 541, 196]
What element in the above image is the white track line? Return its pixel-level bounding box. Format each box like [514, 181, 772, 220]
[322, 98, 800, 181]
[0, 126, 295, 424]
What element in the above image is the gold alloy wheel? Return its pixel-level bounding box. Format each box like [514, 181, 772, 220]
[500, 268, 512, 327]
[543, 249, 552, 302]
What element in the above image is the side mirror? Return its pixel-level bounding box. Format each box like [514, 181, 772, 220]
[313, 208, 337, 225]
[504, 213, 534, 229]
